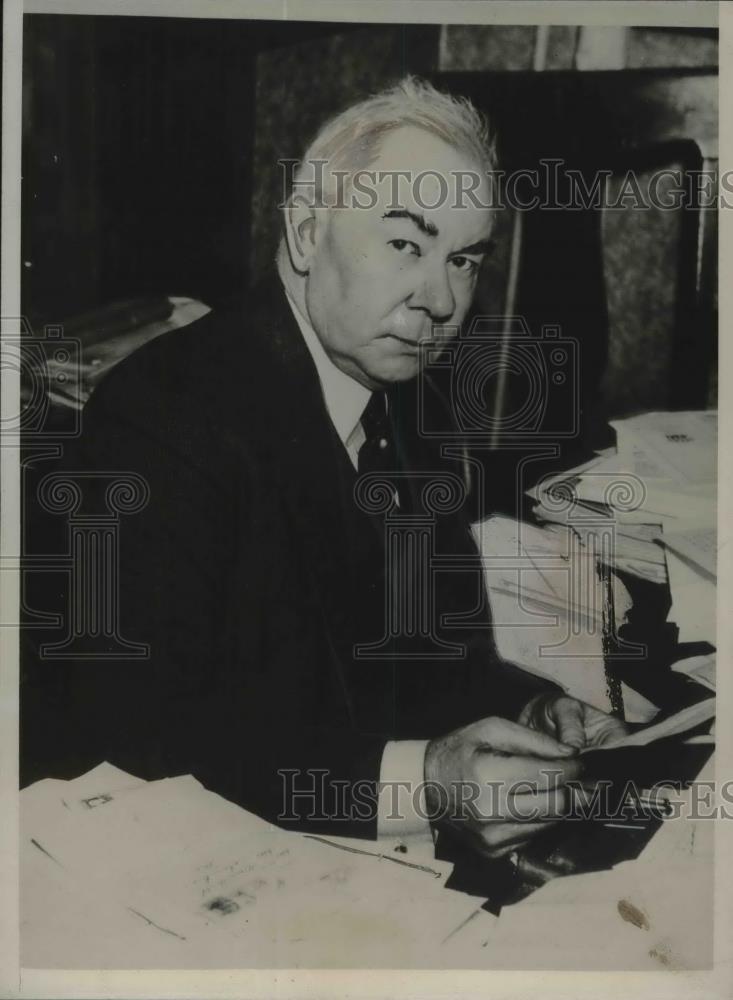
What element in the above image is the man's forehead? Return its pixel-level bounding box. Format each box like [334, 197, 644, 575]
[373, 123, 479, 172]
[362, 125, 494, 240]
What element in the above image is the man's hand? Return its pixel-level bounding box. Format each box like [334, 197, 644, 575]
[424, 715, 582, 860]
[518, 692, 630, 750]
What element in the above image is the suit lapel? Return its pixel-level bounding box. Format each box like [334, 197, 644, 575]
[245, 277, 395, 734]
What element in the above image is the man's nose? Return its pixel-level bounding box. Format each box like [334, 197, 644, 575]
[408, 266, 455, 324]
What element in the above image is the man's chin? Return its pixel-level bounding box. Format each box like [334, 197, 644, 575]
[367, 354, 423, 385]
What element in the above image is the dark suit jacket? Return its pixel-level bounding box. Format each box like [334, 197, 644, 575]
[22, 276, 557, 836]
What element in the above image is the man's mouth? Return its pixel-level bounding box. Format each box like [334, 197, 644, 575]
[382, 333, 424, 352]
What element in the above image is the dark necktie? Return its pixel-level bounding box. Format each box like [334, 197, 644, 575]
[357, 391, 395, 476]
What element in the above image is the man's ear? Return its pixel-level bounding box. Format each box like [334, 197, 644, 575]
[283, 193, 323, 274]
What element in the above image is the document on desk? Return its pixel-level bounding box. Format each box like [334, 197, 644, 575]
[526, 411, 717, 687]
[22, 766, 480, 966]
[670, 652, 716, 692]
[529, 411, 717, 535]
[580, 698, 715, 753]
[664, 544, 717, 644]
[610, 410, 717, 487]
[660, 526, 717, 579]
[470, 514, 616, 708]
[530, 470, 715, 528]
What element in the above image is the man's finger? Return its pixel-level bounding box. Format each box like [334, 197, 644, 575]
[472, 749, 583, 790]
[471, 783, 571, 823]
[471, 715, 579, 758]
[550, 697, 586, 749]
[505, 787, 570, 822]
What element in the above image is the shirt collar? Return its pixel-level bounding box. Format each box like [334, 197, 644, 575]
[284, 287, 372, 448]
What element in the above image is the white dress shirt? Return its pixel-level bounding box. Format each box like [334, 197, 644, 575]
[285, 289, 430, 836]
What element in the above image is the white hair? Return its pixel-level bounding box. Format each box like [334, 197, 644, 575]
[288, 75, 496, 206]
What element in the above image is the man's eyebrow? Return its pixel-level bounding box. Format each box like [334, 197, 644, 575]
[381, 209, 438, 238]
[381, 211, 494, 256]
[453, 238, 495, 256]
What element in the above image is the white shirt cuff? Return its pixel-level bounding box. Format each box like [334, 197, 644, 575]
[377, 739, 431, 838]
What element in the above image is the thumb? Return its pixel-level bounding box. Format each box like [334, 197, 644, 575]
[548, 697, 586, 749]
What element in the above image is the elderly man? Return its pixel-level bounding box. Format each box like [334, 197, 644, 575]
[32, 77, 625, 861]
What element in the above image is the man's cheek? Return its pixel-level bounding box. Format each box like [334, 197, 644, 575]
[451, 285, 475, 325]
[430, 325, 461, 352]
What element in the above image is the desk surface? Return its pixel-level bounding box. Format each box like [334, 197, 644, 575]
[21, 748, 714, 970]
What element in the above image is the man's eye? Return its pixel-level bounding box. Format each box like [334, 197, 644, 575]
[450, 256, 479, 274]
[388, 239, 421, 256]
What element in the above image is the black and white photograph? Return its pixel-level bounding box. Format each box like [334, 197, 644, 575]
[1, 0, 731, 993]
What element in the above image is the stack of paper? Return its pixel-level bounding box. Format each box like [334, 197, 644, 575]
[611, 410, 717, 488]
[669, 651, 716, 692]
[471, 514, 636, 713]
[528, 411, 717, 578]
[21, 763, 479, 968]
[526, 411, 717, 654]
